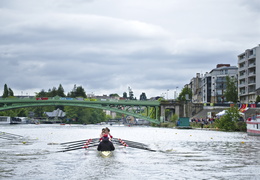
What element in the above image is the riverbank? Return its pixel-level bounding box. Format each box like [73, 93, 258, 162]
[158, 121, 247, 132]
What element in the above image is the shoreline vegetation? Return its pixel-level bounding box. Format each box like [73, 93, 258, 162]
[157, 119, 247, 132]
[156, 106, 247, 132]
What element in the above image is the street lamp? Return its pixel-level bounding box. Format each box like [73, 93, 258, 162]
[175, 86, 178, 99]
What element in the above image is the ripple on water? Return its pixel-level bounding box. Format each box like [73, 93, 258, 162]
[0, 125, 260, 180]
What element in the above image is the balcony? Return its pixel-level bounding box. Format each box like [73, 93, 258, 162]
[239, 66, 246, 71]
[248, 91, 255, 95]
[238, 83, 246, 87]
[248, 63, 256, 68]
[238, 55, 246, 62]
[248, 80, 256, 85]
[238, 74, 246, 79]
[248, 54, 256, 60]
[248, 72, 256, 77]
[216, 79, 226, 83]
[239, 92, 246, 96]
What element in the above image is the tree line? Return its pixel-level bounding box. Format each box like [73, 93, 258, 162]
[0, 84, 104, 124]
[0, 84, 149, 124]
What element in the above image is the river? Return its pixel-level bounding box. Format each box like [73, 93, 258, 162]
[0, 124, 260, 180]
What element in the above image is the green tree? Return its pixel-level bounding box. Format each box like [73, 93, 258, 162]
[123, 92, 127, 99]
[3, 84, 9, 98]
[106, 115, 112, 121]
[67, 85, 87, 98]
[256, 95, 260, 103]
[57, 84, 66, 97]
[215, 106, 242, 131]
[139, 92, 147, 100]
[129, 89, 134, 100]
[178, 86, 192, 101]
[224, 76, 238, 103]
[50, 87, 57, 97]
[2, 84, 14, 98]
[37, 89, 47, 97]
[170, 114, 179, 123]
[0, 108, 28, 117]
[109, 93, 119, 98]
[8, 88, 14, 96]
[64, 106, 105, 124]
[16, 108, 27, 117]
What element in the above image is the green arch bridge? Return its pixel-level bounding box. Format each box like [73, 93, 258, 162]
[0, 97, 161, 124]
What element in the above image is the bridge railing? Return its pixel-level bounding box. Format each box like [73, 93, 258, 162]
[0, 97, 160, 105]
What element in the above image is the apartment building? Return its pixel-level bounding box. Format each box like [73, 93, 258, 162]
[190, 73, 203, 103]
[191, 64, 238, 103]
[238, 45, 260, 103]
[210, 64, 238, 103]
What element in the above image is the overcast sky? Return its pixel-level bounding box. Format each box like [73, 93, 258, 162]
[1, 0, 259, 99]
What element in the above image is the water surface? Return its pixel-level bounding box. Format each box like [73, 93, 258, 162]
[1, 124, 259, 180]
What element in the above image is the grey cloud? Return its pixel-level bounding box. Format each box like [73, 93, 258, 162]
[1, 0, 259, 97]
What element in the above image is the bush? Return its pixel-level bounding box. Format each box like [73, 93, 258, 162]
[160, 122, 175, 128]
[215, 106, 242, 131]
[235, 121, 246, 132]
[160, 123, 169, 127]
[170, 114, 179, 124]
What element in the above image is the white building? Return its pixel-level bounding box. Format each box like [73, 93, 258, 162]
[238, 45, 260, 103]
[191, 64, 238, 103]
[209, 64, 238, 103]
[190, 73, 203, 103]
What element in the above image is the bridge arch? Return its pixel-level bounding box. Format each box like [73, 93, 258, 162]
[0, 98, 161, 124]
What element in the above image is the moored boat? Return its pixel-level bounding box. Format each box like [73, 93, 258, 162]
[247, 114, 260, 136]
[0, 116, 11, 124]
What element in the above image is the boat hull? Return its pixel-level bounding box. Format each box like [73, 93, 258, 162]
[246, 116, 260, 136]
[100, 151, 112, 157]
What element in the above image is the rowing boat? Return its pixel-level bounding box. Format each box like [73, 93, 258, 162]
[100, 151, 112, 157]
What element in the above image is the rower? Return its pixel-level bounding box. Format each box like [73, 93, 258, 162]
[97, 134, 115, 151]
[105, 127, 113, 139]
[100, 128, 106, 138]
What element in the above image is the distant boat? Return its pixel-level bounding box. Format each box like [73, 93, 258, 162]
[0, 116, 11, 124]
[10, 117, 28, 124]
[247, 114, 260, 136]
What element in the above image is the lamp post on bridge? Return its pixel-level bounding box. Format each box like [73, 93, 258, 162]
[174, 87, 178, 100]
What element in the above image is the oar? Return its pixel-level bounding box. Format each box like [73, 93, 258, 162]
[120, 141, 148, 148]
[61, 139, 100, 149]
[65, 141, 99, 149]
[0, 132, 23, 140]
[63, 138, 100, 147]
[58, 143, 99, 152]
[117, 139, 148, 147]
[126, 144, 157, 152]
[65, 141, 93, 147]
[114, 139, 157, 152]
[0, 131, 23, 138]
[48, 138, 100, 147]
[63, 143, 99, 150]
[0, 136, 14, 140]
[60, 138, 100, 145]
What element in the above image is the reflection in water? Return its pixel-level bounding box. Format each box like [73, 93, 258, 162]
[0, 124, 260, 180]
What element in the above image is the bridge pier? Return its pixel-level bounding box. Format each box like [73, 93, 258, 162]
[160, 101, 204, 121]
[160, 101, 184, 121]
